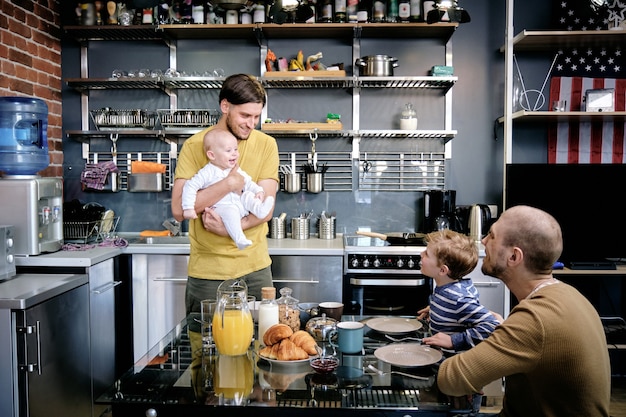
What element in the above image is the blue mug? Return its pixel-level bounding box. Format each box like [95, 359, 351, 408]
[329, 321, 364, 354]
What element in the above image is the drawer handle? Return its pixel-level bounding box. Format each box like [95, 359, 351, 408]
[153, 277, 188, 282]
[92, 280, 122, 294]
[272, 279, 320, 284]
[349, 278, 426, 286]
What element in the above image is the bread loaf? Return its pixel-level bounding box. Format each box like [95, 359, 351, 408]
[290, 330, 318, 356]
[263, 323, 293, 346]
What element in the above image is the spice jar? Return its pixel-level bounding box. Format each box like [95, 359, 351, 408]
[276, 287, 300, 332]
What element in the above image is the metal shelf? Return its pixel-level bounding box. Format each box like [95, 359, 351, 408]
[497, 110, 626, 124]
[66, 75, 456, 91]
[499, 30, 626, 53]
[64, 22, 458, 42]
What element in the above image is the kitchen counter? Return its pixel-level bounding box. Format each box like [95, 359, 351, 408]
[0, 273, 88, 309]
[123, 234, 345, 256]
[14, 246, 123, 268]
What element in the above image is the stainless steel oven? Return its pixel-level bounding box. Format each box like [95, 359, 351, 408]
[343, 235, 432, 316]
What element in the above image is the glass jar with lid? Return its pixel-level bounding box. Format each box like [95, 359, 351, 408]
[276, 287, 300, 332]
[400, 103, 418, 130]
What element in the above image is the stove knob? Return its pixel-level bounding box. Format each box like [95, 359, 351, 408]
[6, 238, 13, 248]
[362, 258, 370, 268]
[396, 259, 404, 268]
[407, 258, 415, 268]
[351, 257, 360, 268]
[373, 258, 381, 268]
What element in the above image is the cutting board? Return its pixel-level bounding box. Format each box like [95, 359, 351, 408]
[261, 122, 343, 131]
[263, 70, 347, 78]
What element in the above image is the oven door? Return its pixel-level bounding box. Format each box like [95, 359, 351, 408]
[344, 274, 432, 316]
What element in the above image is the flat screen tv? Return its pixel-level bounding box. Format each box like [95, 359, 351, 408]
[505, 164, 626, 267]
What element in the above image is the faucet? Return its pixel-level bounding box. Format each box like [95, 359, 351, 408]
[162, 218, 181, 236]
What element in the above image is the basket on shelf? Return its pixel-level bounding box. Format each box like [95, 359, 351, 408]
[90, 108, 159, 131]
[63, 217, 120, 244]
[156, 109, 218, 130]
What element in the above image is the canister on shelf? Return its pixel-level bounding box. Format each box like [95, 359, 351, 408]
[400, 103, 418, 130]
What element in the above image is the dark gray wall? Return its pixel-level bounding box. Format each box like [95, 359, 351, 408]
[61, 1, 554, 234]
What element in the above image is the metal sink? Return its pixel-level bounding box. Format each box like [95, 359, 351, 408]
[130, 235, 190, 245]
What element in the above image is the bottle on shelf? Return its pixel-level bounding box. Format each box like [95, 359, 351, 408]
[371, 0, 386, 22]
[387, 0, 399, 22]
[347, 0, 359, 23]
[318, 0, 334, 22]
[409, 0, 421, 21]
[357, 0, 369, 22]
[398, 0, 410, 22]
[334, 0, 347, 22]
[258, 287, 279, 346]
[253, 3, 266, 23]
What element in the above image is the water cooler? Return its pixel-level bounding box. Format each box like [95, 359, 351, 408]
[0, 97, 63, 255]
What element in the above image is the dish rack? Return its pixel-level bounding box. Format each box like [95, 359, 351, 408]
[63, 217, 120, 243]
[90, 108, 159, 130]
[156, 109, 218, 130]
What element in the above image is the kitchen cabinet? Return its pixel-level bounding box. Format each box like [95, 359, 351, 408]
[131, 254, 188, 362]
[0, 274, 90, 417]
[16, 257, 124, 417]
[63, 22, 458, 192]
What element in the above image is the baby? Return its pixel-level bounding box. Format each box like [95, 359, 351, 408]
[181, 128, 274, 250]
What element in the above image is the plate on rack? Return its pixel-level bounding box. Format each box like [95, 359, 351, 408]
[365, 317, 423, 335]
[374, 343, 442, 368]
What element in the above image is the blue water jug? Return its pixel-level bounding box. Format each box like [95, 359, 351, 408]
[0, 97, 50, 176]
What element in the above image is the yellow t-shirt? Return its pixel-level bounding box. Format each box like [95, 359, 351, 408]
[175, 127, 279, 279]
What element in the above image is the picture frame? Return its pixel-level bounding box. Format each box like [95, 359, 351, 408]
[585, 88, 615, 112]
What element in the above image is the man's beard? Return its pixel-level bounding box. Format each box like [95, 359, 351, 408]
[226, 115, 249, 141]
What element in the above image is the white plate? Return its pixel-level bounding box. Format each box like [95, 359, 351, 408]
[365, 317, 423, 335]
[374, 343, 442, 368]
[258, 355, 314, 367]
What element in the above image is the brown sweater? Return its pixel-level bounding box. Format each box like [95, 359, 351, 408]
[437, 281, 611, 417]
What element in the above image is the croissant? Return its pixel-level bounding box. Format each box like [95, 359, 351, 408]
[263, 323, 293, 346]
[277, 338, 309, 361]
[290, 330, 318, 356]
[259, 343, 281, 360]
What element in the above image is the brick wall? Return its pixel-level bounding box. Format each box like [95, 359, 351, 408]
[0, 0, 62, 177]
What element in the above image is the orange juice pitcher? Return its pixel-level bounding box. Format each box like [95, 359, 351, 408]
[213, 279, 254, 356]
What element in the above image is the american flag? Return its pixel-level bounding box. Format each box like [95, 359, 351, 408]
[547, 1, 625, 164]
[548, 76, 625, 163]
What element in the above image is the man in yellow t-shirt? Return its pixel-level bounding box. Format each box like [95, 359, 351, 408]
[171, 74, 279, 364]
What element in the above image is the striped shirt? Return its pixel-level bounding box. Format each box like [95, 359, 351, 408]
[429, 278, 500, 352]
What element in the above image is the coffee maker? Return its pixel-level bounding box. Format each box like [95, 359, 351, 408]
[422, 189, 462, 233]
[0, 176, 63, 255]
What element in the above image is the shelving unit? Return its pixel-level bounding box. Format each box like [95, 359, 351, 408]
[501, 21, 626, 166]
[64, 22, 458, 192]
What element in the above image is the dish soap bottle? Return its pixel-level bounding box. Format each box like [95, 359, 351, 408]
[258, 286, 279, 346]
[400, 103, 418, 130]
[276, 287, 300, 332]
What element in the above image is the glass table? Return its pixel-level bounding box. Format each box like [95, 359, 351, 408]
[98, 316, 473, 417]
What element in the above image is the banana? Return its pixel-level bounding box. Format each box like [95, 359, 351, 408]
[297, 50, 304, 67]
[289, 58, 305, 71]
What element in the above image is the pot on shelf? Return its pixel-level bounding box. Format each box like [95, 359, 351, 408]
[355, 55, 399, 76]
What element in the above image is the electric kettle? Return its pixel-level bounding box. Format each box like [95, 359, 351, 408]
[468, 204, 491, 242]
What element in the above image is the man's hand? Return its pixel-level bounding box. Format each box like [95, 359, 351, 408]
[201, 207, 228, 236]
[226, 163, 245, 195]
[422, 332, 453, 350]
